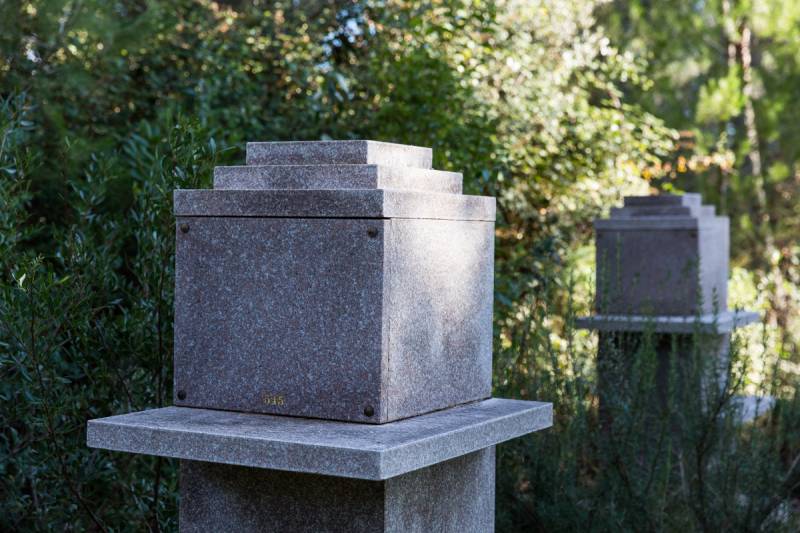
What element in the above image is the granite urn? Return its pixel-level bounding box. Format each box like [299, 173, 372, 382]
[173, 140, 496, 423]
[595, 193, 729, 316]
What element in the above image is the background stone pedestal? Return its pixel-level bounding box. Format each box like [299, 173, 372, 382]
[578, 194, 767, 422]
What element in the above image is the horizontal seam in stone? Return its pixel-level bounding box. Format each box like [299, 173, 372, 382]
[171, 215, 496, 222]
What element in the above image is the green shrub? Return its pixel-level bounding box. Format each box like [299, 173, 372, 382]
[495, 264, 800, 532]
[1, 95, 217, 530]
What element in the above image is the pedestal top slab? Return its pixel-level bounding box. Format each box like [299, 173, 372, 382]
[87, 398, 551, 480]
[594, 215, 723, 231]
[575, 310, 760, 334]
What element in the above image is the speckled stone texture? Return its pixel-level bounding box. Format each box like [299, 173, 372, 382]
[383, 218, 494, 420]
[594, 193, 729, 316]
[174, 216, 494, 422]
[214, 165, 463, 194]
[174, 217, 384, 422]
[89, 139, 551, 533]
[86, 398, 552, 479]
[245, 140, 432, 168]
[179, 448, 494, 533]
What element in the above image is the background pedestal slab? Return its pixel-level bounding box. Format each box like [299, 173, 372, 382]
[576, 310, 759, 334]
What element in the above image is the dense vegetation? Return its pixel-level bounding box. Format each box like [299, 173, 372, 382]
[1, 0, 798, 531]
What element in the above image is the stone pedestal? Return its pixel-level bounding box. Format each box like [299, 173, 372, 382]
[577, 194, 765, 420]
[87, 140, 552, 532]
[173, 140, 496, 424]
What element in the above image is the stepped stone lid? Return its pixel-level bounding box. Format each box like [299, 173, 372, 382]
[597, 193, 722, 230]
[175, 140, 494, 220]
[174, 189, 495, 220]
[213, 165, 463, 193]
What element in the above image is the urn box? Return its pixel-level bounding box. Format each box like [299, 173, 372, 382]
[173, 141, 496, 423]
[595, 193, 729, 316]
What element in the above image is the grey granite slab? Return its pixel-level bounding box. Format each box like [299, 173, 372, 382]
[213, 165, 463, 194]
[384, 447, 495, 532]
[174, 217, 494, 423]
[173, 189, 495, 221]
[602, 194, 714, 228]
[611, 204, 715, 218]
[246, 140, 432, 168]
[179, 448, 494, 532]
[575, 310, 760, 333]
[180, 459, 384, 532]
[174, 217, 384, 423]
[595, 216, 704, 230]
[86, 398, 552, 480]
